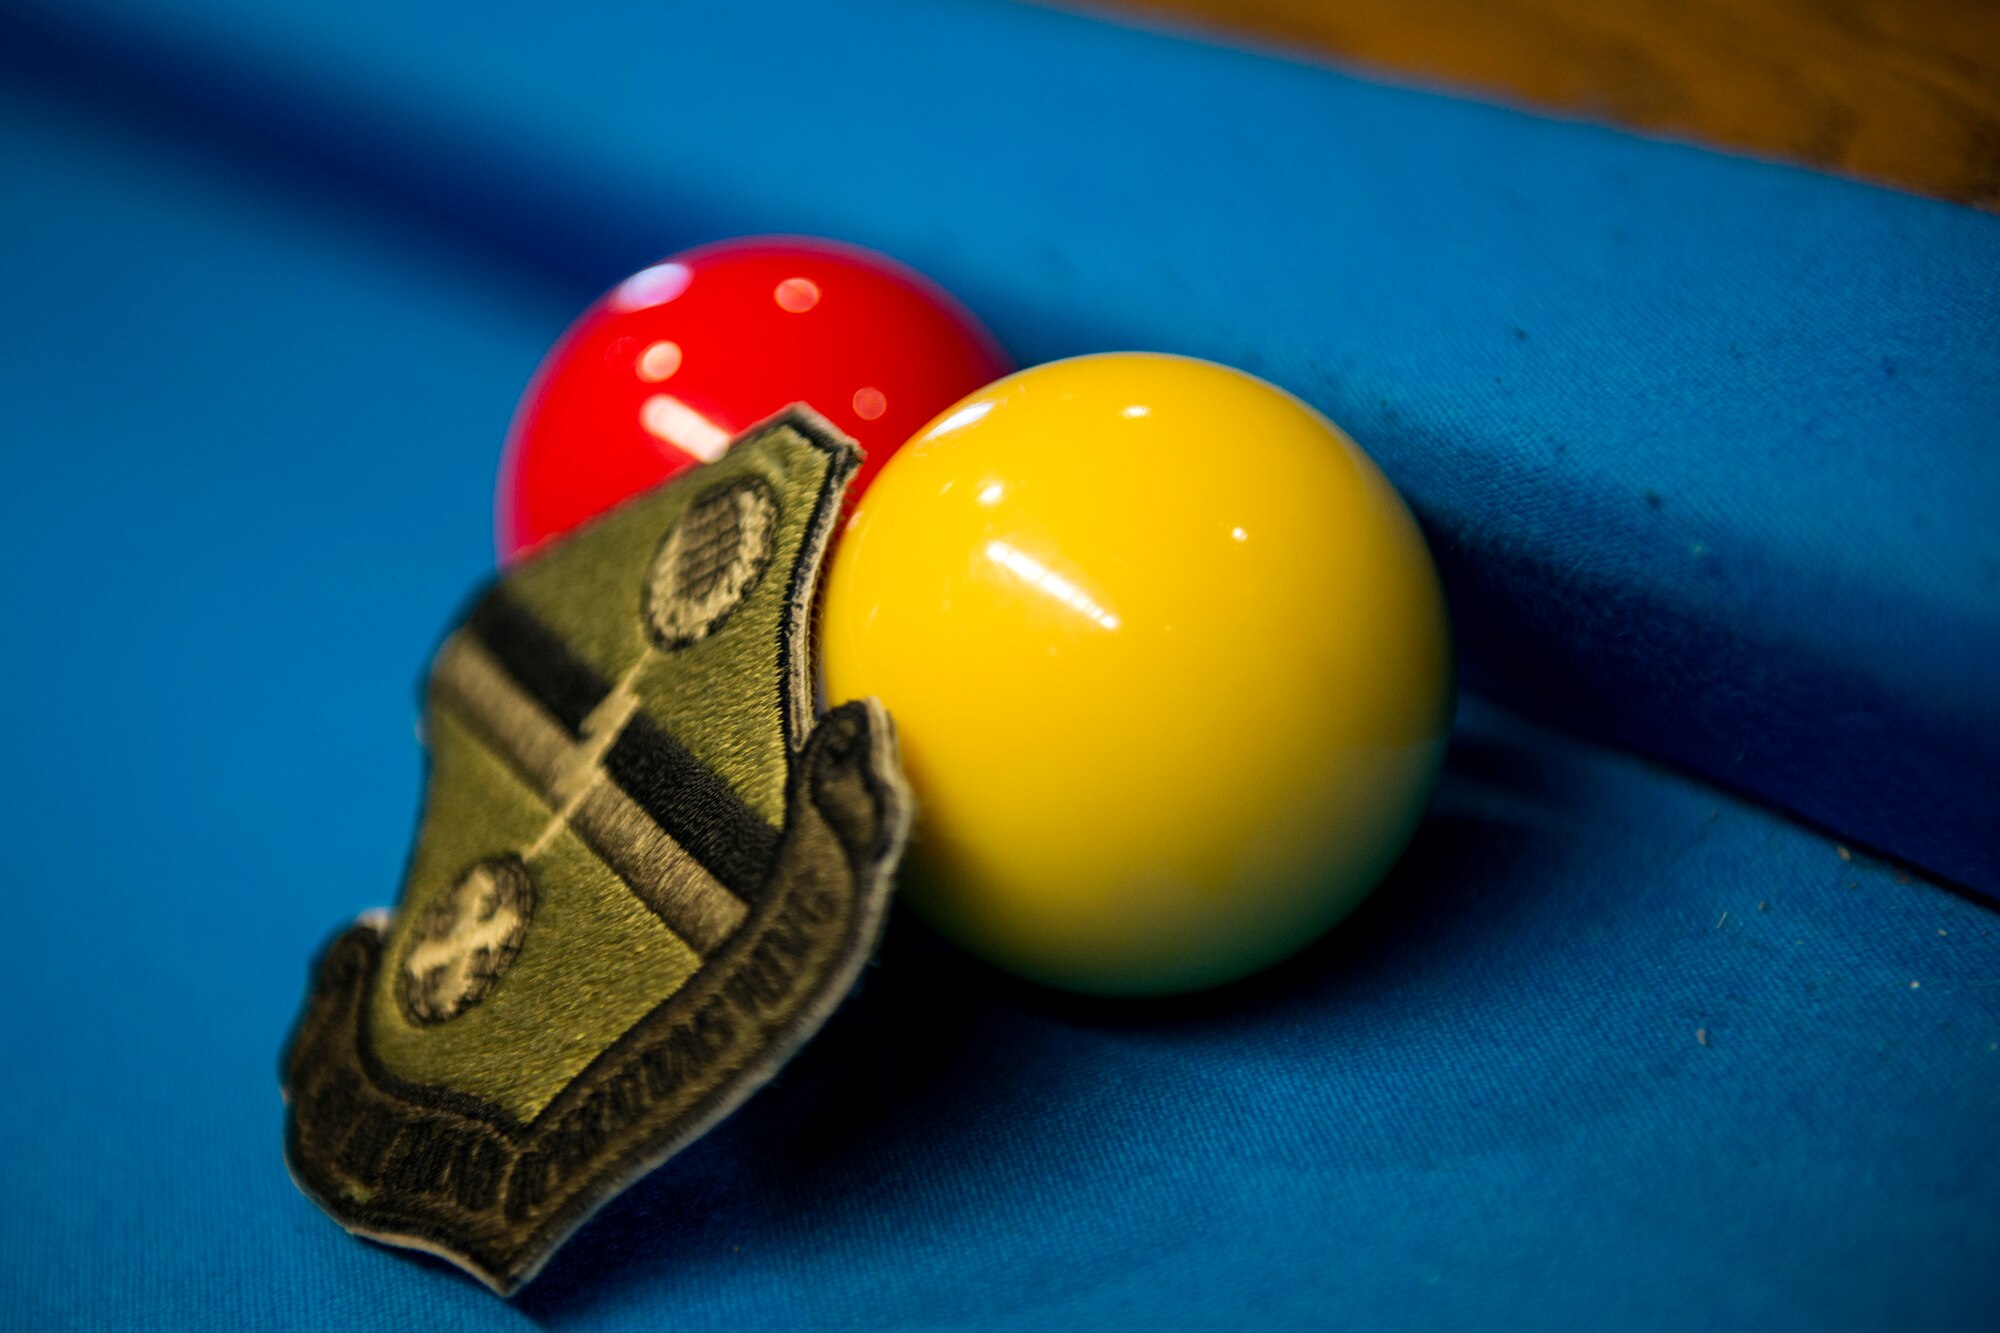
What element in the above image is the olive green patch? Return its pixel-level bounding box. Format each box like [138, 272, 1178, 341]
[365, 705, 703, 1123]
[281, 409, 911, 1297]
[503, 437, 829, 825]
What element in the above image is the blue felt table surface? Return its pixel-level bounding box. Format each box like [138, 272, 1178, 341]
[2, 8, 1997, 1332]
[5, 0, 1997, 896]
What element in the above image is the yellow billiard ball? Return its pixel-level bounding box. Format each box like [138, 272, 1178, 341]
[821, 353, 1453, 995]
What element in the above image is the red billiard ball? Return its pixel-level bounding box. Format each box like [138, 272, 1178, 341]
[496, 237, 1013, 560]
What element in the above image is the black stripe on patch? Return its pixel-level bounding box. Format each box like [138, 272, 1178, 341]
[465, 590, 610, 736]
[605, 712, 780, 900]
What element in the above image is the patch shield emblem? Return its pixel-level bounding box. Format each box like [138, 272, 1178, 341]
[282, 409, 911, 1294]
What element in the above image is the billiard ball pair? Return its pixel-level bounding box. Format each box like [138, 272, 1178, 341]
[497, 239, 1453, 997]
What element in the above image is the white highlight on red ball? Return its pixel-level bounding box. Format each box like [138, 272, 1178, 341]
[852, 386, 888, 420]
[613, 262, 693, 311]
[640, 394, 731, 462]
[638, 340, 683, 381]
[774, 278, 821, 313]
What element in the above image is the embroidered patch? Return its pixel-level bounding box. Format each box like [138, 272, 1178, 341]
[645, 475, 778, 648]
[396, 856, 534, 1025]
[280, 409, 911, 1295]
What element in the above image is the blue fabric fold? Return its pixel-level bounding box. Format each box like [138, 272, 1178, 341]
[4, 0, 1993, 896]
